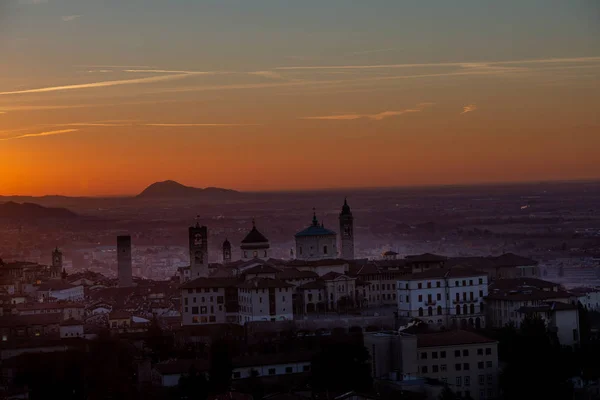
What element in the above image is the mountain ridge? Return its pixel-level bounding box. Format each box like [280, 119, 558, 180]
[136, 180, 239, 199]
[0, 201, 78, 219]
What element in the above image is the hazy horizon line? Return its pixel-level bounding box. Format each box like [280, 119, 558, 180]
[1, 178, 598, 199]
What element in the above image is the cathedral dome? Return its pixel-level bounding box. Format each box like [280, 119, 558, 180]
[241, 221, 270, 250]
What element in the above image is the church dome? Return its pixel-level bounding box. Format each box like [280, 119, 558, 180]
[295, 211, 336, 238]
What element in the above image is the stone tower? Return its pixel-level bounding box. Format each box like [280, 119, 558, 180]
[222, 238, 232, 264]
[339, 198, 354, 260]
[189, 217, 209, 278]
[51, 247, 63, 279]
[117, 235, 133, 287]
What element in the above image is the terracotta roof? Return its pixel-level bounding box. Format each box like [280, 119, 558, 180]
[16, 302, 85, 311]
[298, 280, 326, 290]
[243, 264, 281, 275]
[284, 259, 348, 267]
[417, 330, 496, 348]
[237, 278, 294, 289]
[401, 266, 486, 281]
[0, 313, 62, 327]
[405, 253, 447, 263]
[348, 263, 380, 276]
[490, 278, 559, 291]
[108, 310, 131, 320]
[491, 253, 538, 267]
[486, 288, 573, 301]
[383, 251, 399, 256]
[60, 318, 83, 327]
[276, 268, 319, 280]
[518, 301, 578, 313]
[36, 281, 78, 291]
[321, 271, 350, 281]
[180, 277, 241, 289]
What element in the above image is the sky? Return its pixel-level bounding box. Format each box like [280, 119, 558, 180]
[0, 0, 599, 196]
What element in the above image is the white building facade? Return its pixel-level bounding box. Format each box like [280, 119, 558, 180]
[397, 267, 489, 329]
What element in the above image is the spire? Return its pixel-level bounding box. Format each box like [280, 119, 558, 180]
[252, 218, 256, 228]
[341, 197, 351, 215]
[312, 208, 318, 226]
[195, 215, 200, 228]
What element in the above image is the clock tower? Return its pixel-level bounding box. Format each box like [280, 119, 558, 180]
[189, 217, 209, 278]
[51, 247, 63, 279]
[339, 198, 355, 260]
[222, 238, 232, 264]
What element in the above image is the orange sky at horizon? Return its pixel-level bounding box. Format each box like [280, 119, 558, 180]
[1, 1, 599, 197]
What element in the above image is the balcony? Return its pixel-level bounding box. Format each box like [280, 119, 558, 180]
[425, 300, 437, 306]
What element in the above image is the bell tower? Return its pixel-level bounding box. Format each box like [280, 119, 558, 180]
[339, 198, 354, 260]
[189, 216, 209, 278]
[222, 238, 232, 263]
[51, 247, 63, 279]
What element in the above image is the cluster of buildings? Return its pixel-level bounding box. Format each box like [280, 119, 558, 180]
[0, 198, 598, 399]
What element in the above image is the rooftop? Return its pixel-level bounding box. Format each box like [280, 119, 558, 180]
[276, 268, 319, 280]
[295, 211, 336, 237]
[180, 277, 241, 289]
[237, 277, 294, 290]
[405, 253, 448, 263]
[241, 222, 269, 245]
[518, 301, 578, 313]
[417, 330, 496, 348]
[401, 266, 486, 281]
[243, 264, 281, 275]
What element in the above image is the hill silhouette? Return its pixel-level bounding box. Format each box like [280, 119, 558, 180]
[136, 180, 239, 199]
[0, 202, 78, 219]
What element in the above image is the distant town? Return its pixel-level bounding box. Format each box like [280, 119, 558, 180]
[1, 188, 599, 399]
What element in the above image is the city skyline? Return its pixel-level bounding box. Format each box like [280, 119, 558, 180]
[1, 0, 599, 196]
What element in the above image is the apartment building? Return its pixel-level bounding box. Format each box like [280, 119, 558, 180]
[365, 329, 499, 399]
[397, 266, 488, 329]
[238, 278, 294, 323]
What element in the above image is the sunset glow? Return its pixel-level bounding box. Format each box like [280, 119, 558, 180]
[1, 0, 599, 196]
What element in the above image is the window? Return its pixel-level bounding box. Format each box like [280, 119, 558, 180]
[299, 247, 302, 255]
[465, 376, 470, 386]
[285, 367, 293, 374]
[418, 283, 422, 289]
[437, 306, 442, 315]
[487, 374, 493, 384]
[217, 296, 224, 304]
[421, 366, 428, 374]
[455, 281, 459, 286]
[184, 298, 188, 305]
[441, 351, 446, 358]
[479, 278, 483, 284]
[441, 377, 447, 384]
[428, 307, 433, 316]
[201, 297, 205, 303]
[303, 365, 310, 372]
[406, 295, 409, 302]
[393, 294, 396, 300]
[477, 348, 483, 355]
[233, 372, 241, 379]
[432, 351, 438, 359]
[268, 368, 276, 375]
[437, 293, 441, 301]
[485, 348, 492, 355]
[455, 364, 462, 371]
[418, 308, 424, 317]
[478, 362, 484, 369]
[192, 306, 199, 314]
[427, 282, 432, 288]
[463, 363, 470, 371]
[486, 361, 492, 368]
[456, 305, 461, 315]
[479, 290, 483, 298]
[456, 377, 462, 386]
[193, 297, 197, 303]
[244, 251, 248, 258]
[437, 281, 441, 288]
[432, 365, 439, 373]
[192, 316, 199, 323]
[487, 389, 493, 398]
[392, 284, 396, 290]
[455, 350, 461, 357]
[418, 295, 423, 302]
[463, 349, 469, 356]
[469, 280, 473, 286]
[200, 306, 207, 314]
[479, 375, 485, 385]
[209, 315, 216, 322]
[184, 307, 188, 313]
[441, 364, 447, 372]
[573, 329, 579, 342]
[462, 280, 466, 286]
[421, 352, 427, 360]
[323, 245, 328, 255]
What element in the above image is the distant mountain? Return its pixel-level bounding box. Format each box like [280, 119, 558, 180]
[136, 180, 239, 199]
[0, 201, 78, 220]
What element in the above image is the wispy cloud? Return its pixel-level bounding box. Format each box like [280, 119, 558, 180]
[350, 48, 398, 56]
[461, 104, 477, 114]
[276, 56, 600, 71]
[62, 15, 81, 22]
[18, 0, 48, 4]
[301, 103, 433, 121]
[0, 129, 78, 141]
[145, 123, 260, 127]
[0, 73, 193, 96]
[248, 71, 284, 80]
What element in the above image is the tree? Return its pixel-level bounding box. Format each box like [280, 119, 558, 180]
[209, 339, 233, 394]
[145, 315, 174, 363]
[500, 315, 573, 400]
[178, 365, 208, 400]
[438, 386, 457, 400]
